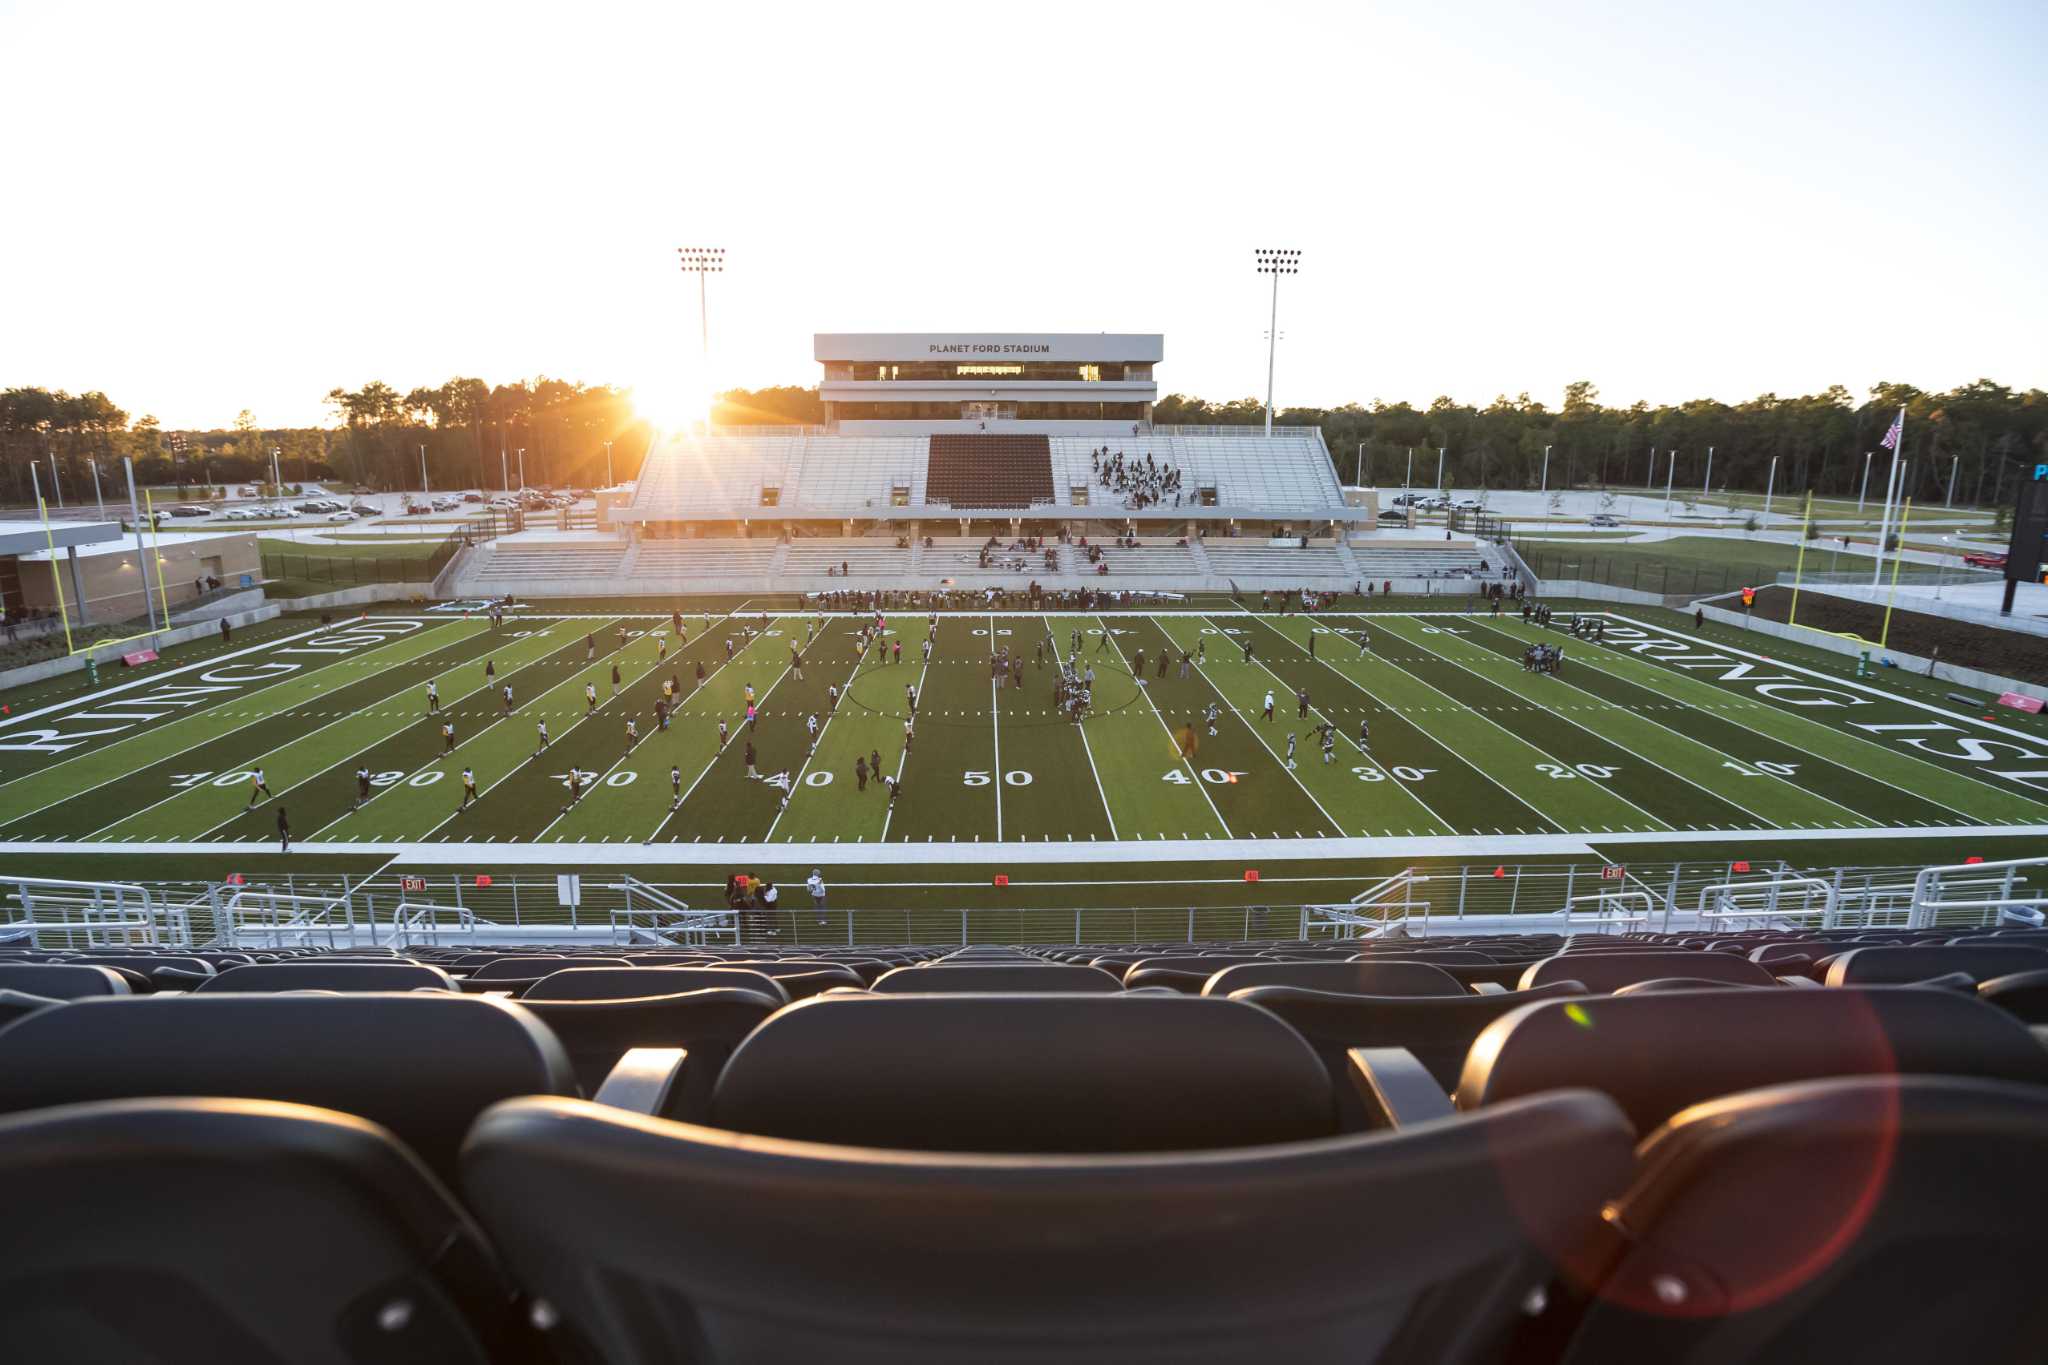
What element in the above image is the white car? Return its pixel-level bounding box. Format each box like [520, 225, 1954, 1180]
[489, 496, 520, 510]
[328, 510, 358, 523]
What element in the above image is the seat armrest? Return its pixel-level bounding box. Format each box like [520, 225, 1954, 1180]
[594, 1046, 688, 1115]
[1776, 974, 1822, 988]
[1468, 981, 1507, 995]
[1347, 1046, 1455, 1128]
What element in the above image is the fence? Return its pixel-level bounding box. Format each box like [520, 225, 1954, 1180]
[1514, 540, 1778, 599]
[11, 857, 2034, 950]
[258, 514, 507, 592]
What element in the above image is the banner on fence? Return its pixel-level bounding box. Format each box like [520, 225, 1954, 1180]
[1996, 691, 2044, 714]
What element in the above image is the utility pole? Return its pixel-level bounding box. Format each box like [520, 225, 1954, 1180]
[1858, 452, 1873, 512]
[1702, 446, 1713, 498]
[1762, 456, 1777, 521]
[518, 448, 527, 492]
[1540, 445, 1551, 495]
[48, 451, 63, 509]
[1435, 448, 1445, 492]
[1663, 451, 1676, 513]
[123, 457, 159, 632]
[419, 443, 430, 496]
[1404, 448, 1413, 496]
[1253, 249, 1301, 436]
[88, 457, 106, 520]
[1945, 454, 1959, 508]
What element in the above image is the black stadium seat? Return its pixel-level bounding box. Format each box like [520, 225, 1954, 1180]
[0, 993, 576, 1182]
[519, 965, 788, 1002]
[0, 1097, 524, 1364]
[1204, 960, 1468, 998]
[1823, 944, 2048, 987]
[462, 991, 1635, 1364]
[869, 963, 1122, 994]
[0, 962, 134, 999]
[1519, 950, 1780, 993]
[513, 987, 782, 1110]
[466, 956, 630, 981]
[1978, 968, 2048, 1024]
[1554, 1077, 2048, 1364]
[195, 962, 458, 993]
[1456, 986, 2048, 1132]
[1231, 980, 1588, 1091]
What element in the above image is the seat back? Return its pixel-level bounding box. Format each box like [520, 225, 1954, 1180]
[0, 962, 132, 1000]
[712, 993, 1335, 1152]
[516, 988, 781, 1111]
[1204, 960, 1466, 998]
[1458, 986, 2048, 1132]
[1520, 951, 1778, 993]
[1978, 968, 2048, 1025]
[196, 962, 457, 993]
[468, 956, 630, 981]
[1825, 944, 2048, 986]
[1558, 1077, 2048, 1364]
[520, 966, 788, 1002]
[0, 1097, 517, 1365]
[1232, 981, 1588, 1094]
[463, 1088, 1636, 1365]
[0, 994, 575, 1182]
[870, 964, 1122, 994]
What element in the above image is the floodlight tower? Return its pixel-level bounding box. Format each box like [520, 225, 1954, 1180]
[1254, 249, 1300, 436]
[677, 247, 725, 357]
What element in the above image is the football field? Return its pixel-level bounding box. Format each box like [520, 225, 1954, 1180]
[2, 604, 2046, 872]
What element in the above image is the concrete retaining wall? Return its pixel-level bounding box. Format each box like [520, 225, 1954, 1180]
[1693, 602, 2043, 700]
[0, 600, 284, 691]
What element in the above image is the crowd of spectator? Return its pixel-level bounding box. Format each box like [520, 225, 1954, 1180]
[1091, 447, 1185, 510]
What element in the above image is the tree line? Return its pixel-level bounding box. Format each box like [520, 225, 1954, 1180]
[4, 375, 2042, 510]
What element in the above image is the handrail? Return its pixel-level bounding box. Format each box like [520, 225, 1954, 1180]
[1696, 876, 1838, 931]
[218, 890, 359, 950]
[385, 900, 477, 948]
[1908, 856, 2048, 930]
[1561, 890, 1652, 934]
[0, 875, 179, 948]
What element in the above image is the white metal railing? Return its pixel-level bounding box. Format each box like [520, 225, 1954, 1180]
[606, 878, 736, 945]
[0, 876, 187, 948]
[1907, 856, 2048, 930]
[1696, 876, 1839, 931]
[1561, 890, 1653, 934]
[384, 900, 479, 948]
[1304, 869, 1429, 938]
[216, 890, 364, 950]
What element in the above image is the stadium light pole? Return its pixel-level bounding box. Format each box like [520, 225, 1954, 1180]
[1762, 456, 1777, 521]
[419, 443, 430, 496]
[1404, 448, 1413, 496]
[1435, 448, 1445, 492]
[1663, 450, 1676, 513]
[518, 448, 526, 492]
[88, 457, 106, 521]
[1702, 446, 1713, 498]
[1253, 249, 1300, 437]
[604, 440, 614, 489]
[1858, 451, 1873, 512]
[1945, 453, 1958, 508]
[1540, 445, 1551, 494]
[677, 247, 725, 358]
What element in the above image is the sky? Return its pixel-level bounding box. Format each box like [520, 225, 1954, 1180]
[1, 0, 2043, 429]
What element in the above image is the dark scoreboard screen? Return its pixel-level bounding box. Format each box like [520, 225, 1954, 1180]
[2010, 463, 2048, 585]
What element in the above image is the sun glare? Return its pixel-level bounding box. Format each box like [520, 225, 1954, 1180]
[629, 369, 713, 433]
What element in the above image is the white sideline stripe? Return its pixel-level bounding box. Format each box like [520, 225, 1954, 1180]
[13, 822, 2034, 865]
[0, 617, 441, 732]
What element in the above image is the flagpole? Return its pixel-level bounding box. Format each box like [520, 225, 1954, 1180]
[1870, 406, 1905, 589]
[1881, 498, 1912, 649]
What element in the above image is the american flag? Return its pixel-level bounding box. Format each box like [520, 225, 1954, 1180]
[1879, 407, 1905, 451]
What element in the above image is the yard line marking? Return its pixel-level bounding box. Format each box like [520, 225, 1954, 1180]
[762, 630, 870, 843]
[1094, 614, 1231, 835]
[1200, 614, 1457, 835]
[1045, 621, 1118, 840]
[987, 613, 1003, 843]
[878, 634, 935, 845]
[641, 629, 795, 846]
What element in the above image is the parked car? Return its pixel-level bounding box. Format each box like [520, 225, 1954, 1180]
[462, 492, 484, 503]
[1589, 514, 1622, 528]
[1454, 498, 1480, 510]
[1962, 550, 2009, 569]
[168, 504, 212, 518]
[328, 510, 358, 523]
[1378, 508, 1408, 524]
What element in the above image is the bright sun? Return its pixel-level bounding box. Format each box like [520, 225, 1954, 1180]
[629, 367, 713, 433]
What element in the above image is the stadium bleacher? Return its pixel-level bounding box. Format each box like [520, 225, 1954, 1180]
[3, 915, 2047, 1361]
[925, 434, 1056, 509]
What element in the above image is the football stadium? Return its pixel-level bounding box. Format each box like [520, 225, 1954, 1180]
[6, 3, 2048, 1358]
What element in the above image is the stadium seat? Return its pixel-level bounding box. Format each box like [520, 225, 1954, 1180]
[0, 993, 576, 1182]
[706, 993, 1334, 1151]
[721, 960, 865, 999]
[465, 955, 630, 981]
[0, 988, 62, 1025]
[513, 987, 782, 1109]
[1553, 1077, 2048, 1364]
[1519, 951, 1780, 993]
[1823, 944, 2048, 986]
[0, 962, 133, 999]
[1230, 981, 1588, 1094]
[1121, 966, 1213, 994]
[519, 965, 789, 1002]
[195, 962, 458, 993]
[0, 1097, 524, 1364]
[1454, 986, 2048, 1133]
[463, 1013, 1635, 1363]
[63, 954, 216, 989]
[1204, 960, 1467, 998]
[869, 963, 1122, 993]
[1978, 968, 2048, 1024]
